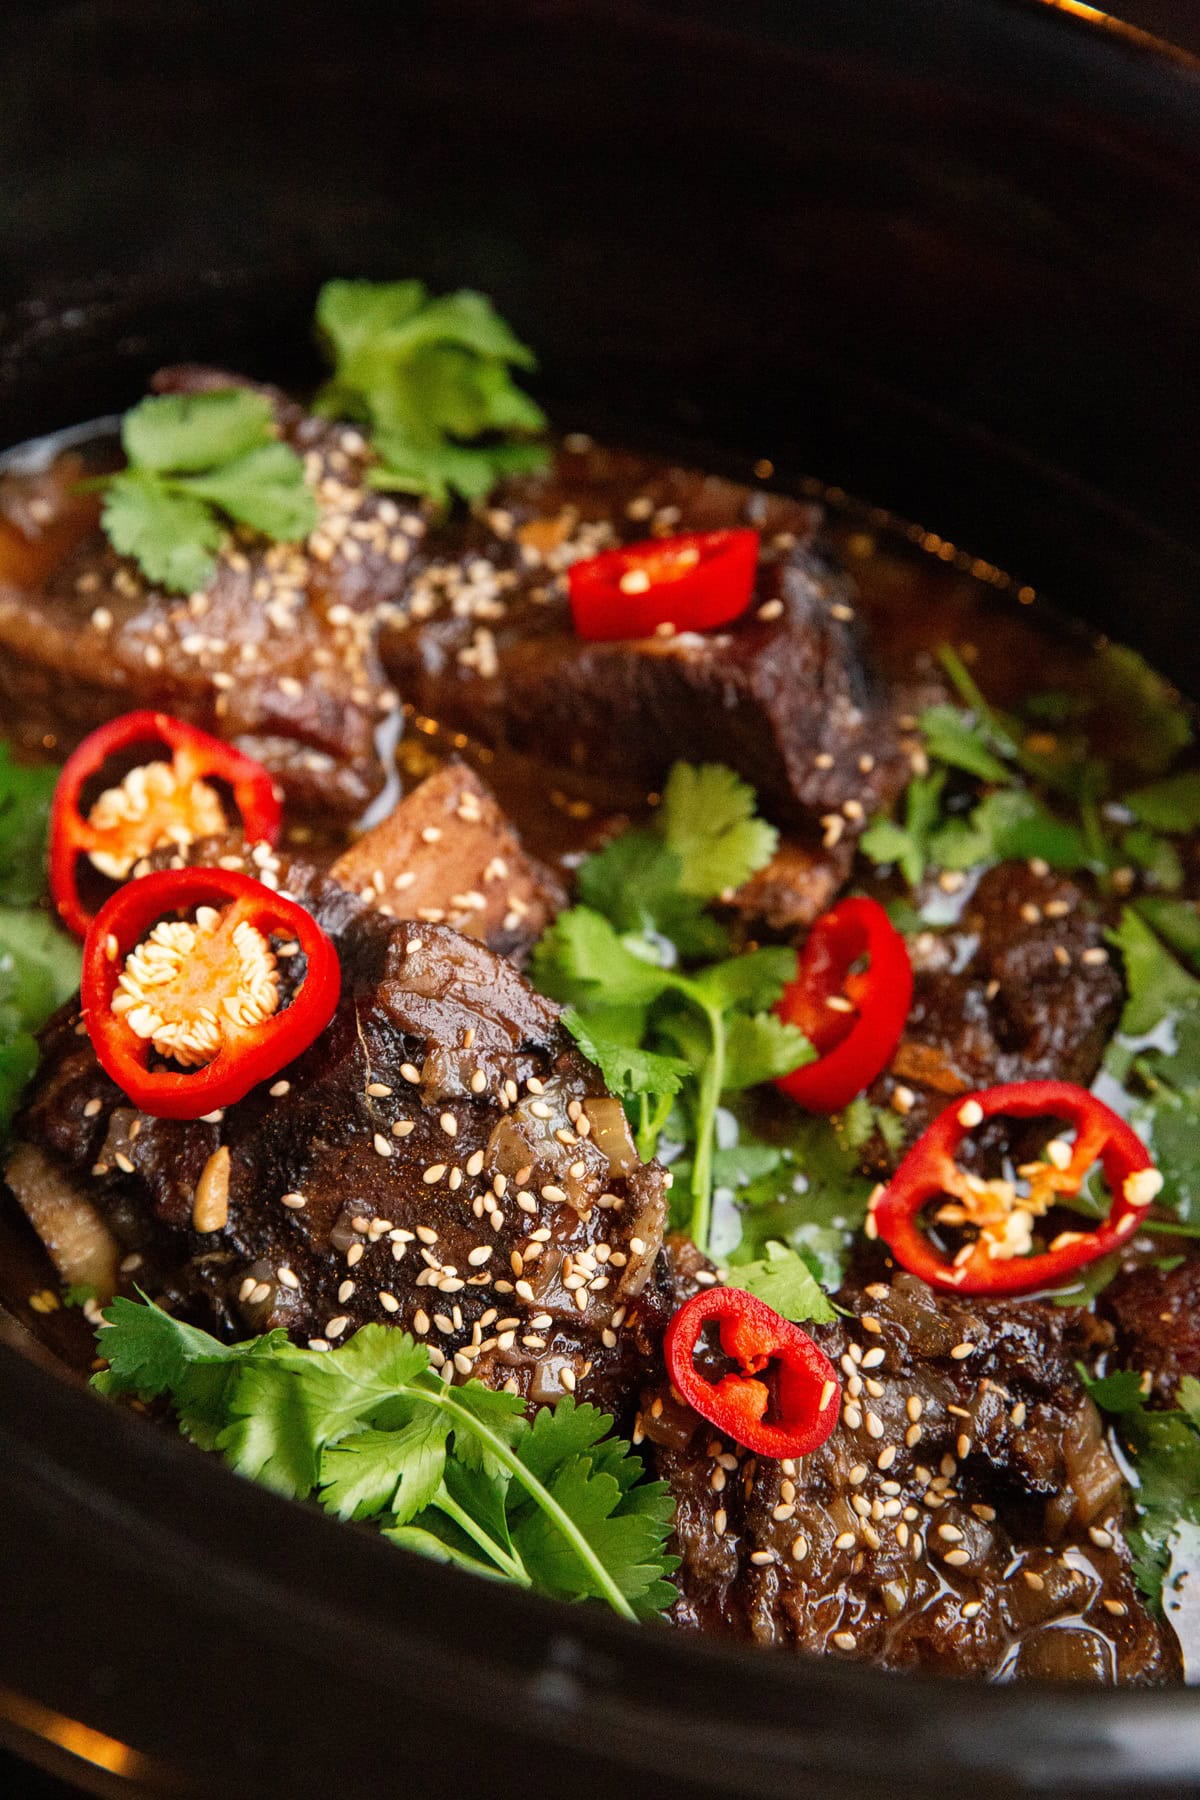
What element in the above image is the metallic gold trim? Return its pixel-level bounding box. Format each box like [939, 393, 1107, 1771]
[1028, 0, 1200, 71]
[0, 1685, 170, 1786]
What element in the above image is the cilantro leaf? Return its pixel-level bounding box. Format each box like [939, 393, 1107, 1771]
[1134, 898, 1200, 974]
[93, 1304, 674, 1620]
[530, 907, 675, 1008]
[178, 442, 322, 541]
[918, 703, 1014, 784]
[1079, 1366, 1147, 1413]
[0, 903, 81, 1140]
[100, 390, 317, 594]
[691, 946, 796, 1013]
[935, 788, 1089, 873]
[658, 762, 778, 898]
[1107, 907, 1200, 1036]
[102, 470, 224, 594]
[722, 1012, 813, 1091]
[725, 1240, 837, 1323]
[533, 765, 808, 1254]
[575, 832, 727, 957]
[510, 1400, 677, 1615]
[1088, 645, 1192, 779]
[314, 279, 548, 507]
[1086, 1370, 1200, 1610]
[0, 748, 57, 906]
[1122, 828, 1184, 892]
[122, 389, 278, 472]
[561, 1008, 688, 1103]
[1124, 771, 1200, 833]
[862, 770, 946, 888]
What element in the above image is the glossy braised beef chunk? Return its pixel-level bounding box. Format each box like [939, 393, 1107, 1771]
[0, 367, 426, 819]
[329, 762, 565, 962]
[8, 847, 669, 1417]
[868, 863, 1123, 1148]
[379, 444, 913, 843]
[642, 1242, 1178, 1683]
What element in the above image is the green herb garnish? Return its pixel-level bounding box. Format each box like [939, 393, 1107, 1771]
[863, 639, 1195, 892]
[724, 1239, 836, 1324]
[100, 389, 318, 594]
[531, 763, 811, 1253]
[0, 745, 82, 1140]
[94, 1299, 676, 1620]
[1083, 1368, 1200, 1610]
[314, 280, 548, 506]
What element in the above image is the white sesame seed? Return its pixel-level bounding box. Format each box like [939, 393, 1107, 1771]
[280, 1192, 306, 1209]
[1124, 1167, 1164, 1207]
[957, 1099, 984, 1128]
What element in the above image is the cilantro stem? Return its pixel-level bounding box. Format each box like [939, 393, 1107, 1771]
[432, 1489, 531, 1586]
[688, 999, 726, 1256]
[415, 1384, 640, 1621]
[936, 643, 1014, 744]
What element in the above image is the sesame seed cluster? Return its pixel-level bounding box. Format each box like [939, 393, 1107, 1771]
[643, 1260, 1172, 1681]
[22, 843, 672, 1416]
[21, 378, 427, 819]
[377, 440, 919, 846]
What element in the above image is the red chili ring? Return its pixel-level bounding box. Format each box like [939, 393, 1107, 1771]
[50, 711, 283, 938]
[567, 528, 760, 641]
[775, 897, 913, 1113]
[665, 1286, 841, 1460]
[870, 1080, 1160, 1296]
[82, 867, 340, 1120]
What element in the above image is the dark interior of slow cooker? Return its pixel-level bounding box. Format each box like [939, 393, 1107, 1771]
[2, 2, 1200, 1795]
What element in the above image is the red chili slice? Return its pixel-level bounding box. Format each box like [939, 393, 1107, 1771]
[82, 868, 340, 1120]
[774, 897, 913, 1112]
[50, 711, 283, 938]
[869, 1080, 1162, 1296]
[567, 528, 760, 641]
[664, 1286, 841, 1460]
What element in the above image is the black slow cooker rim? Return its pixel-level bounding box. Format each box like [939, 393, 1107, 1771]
[0, 1327, 1197, 1800]
[2, 0, 1200, 1793]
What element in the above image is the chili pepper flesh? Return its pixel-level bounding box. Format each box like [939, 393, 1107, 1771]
[50, 711, 283, 937]
[665, 1286, 840, 1460]
[568, 528, 760, 641]
[870, 1080, 1161, 1296]
[775, 896, 913, 1112]
[83, 867, 340, 1120]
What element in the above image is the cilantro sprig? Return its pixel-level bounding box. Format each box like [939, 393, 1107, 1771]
[314, 280, 549, 506]
[1102, 899, 1200, 1224]
[862, 641, 1196, 892]
[99, 389, 318, 594]
[94, 1299, 675, 1621]
[0, 744, 81, 1139]
[1083, 1368, 1200, 1610]
[531, 764, 811, 1254]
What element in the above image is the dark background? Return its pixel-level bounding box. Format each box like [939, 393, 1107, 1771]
[1, 0, 1197, 1794]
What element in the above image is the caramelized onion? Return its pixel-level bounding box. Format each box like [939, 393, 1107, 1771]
[582, 1096, 638, 1176]
[4, 1142, 119, 1300]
